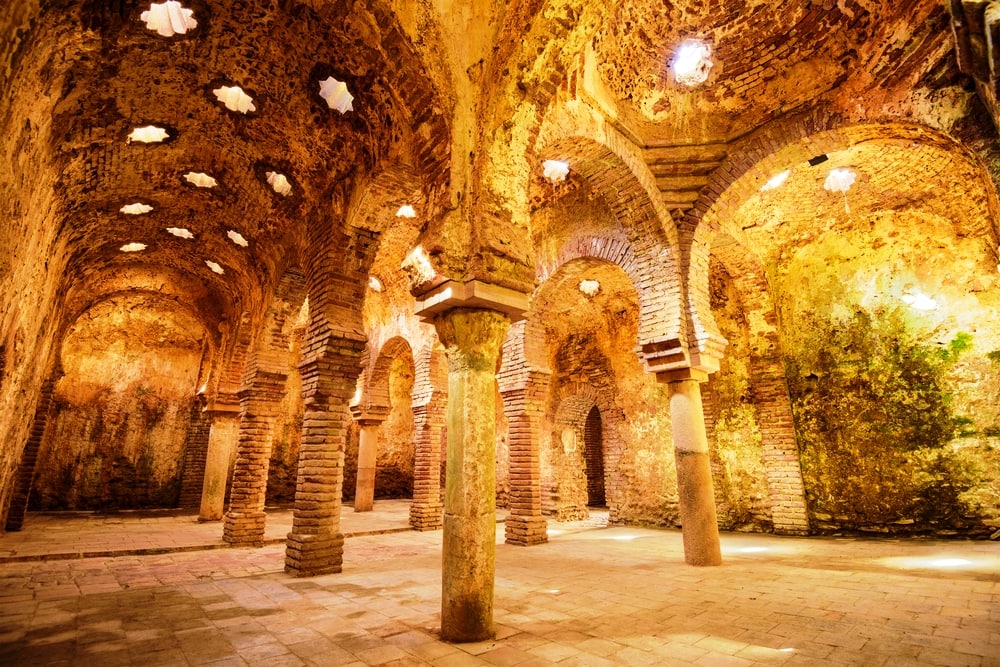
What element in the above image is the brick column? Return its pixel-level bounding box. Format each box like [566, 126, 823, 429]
[198, 399, 241, 521]
[284, 337, 365, 576]
[752, 359, 810, 535]
[223, 371, 287, 545]
[177, 395, 210, 509]
[409, 401, 445, 530]
[350, 406, 388, 512]
[4, 370, 59, 532]
[501, 369, 549, 546]
[434, 307, 510, 642]
[665, 378, 722, 566]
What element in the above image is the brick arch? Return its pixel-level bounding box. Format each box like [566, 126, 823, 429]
[682, 114, 1000, 380]
[521, 255, 641, 375]
[550, 382, 627, 522]
[358, 335, 415, 414]
[533, 122, 688, 371]
[706, 239, 810, 535]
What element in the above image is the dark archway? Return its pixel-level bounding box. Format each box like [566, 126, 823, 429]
[584, 406, 606, 507]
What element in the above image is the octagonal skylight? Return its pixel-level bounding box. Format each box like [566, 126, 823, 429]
[579, 280, 600, 297]
[120, 242, 147, 252]
[213, 85, 256, 114]
[760, 169, 791, 192]
[319, 76, 354, 114]
[368, 276, 383, 292]
[141, 1, 197, 37]
[396, 205, 417, 218]
[542, 160, 570, 183]
[205, 260, 224, 275]
[266, 171, 292, 196]
[184, 171, 218, 188]
[226, 230, 248, 247]
[128, 125, 169, 144]
[121, 203, 153, 215]
[166, 227, 194, 239]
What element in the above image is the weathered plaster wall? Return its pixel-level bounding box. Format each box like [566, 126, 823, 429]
[374, 354, 416, 498]
[31, 297, 206, 510]
[705, 264, 772, 531]
[776, 210, 1000, 536]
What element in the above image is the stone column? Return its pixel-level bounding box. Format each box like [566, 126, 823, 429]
[351, 407, 388, 512]
[434, 308, 509, 643]
[667, 379, 722, 566]
[285, 337, 365, 576]
[409, 402, 445, 530]
[198, 402, 241, 521]
[223, 371, 287, 546]
[502, 369, 550, 546]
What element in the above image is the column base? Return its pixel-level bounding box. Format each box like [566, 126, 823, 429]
[284, 532, 345, 576]
[504, 515, 548, 546]
[409, 502, 443, 531]
[223, 511, 266, 546]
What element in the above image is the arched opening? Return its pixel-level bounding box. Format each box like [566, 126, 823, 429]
[583, 406, 605, 507]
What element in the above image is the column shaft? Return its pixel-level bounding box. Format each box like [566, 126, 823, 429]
[199, 410, 240, 521]
[668, 379, 722, 566]
[353, 422, 380, 512]
[409, 403, 445, 530]
[434, 308, 509, 642]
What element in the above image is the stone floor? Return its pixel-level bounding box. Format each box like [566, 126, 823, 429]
[1, 502, 998, 666]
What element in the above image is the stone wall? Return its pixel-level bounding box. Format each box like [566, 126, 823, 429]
[31, 296, 206, 510]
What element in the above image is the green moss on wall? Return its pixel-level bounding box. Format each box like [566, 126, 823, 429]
[785, 306, 983, 532]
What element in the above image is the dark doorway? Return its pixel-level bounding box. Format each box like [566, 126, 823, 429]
[584, 406, 606, 506]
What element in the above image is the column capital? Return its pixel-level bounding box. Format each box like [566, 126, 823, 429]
[350, 404, 390, 425]
[414, 279, 529, 323]
[655, 367, 710, 383]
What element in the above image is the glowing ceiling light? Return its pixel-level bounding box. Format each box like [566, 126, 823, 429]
[266, 171, 292, 196]
[396, 205, 417, 218]
[318, 76, 354, 114]
[120, 203, 153, 215]
[823, 168, 856, 194]
[402, 245, 436, 285]
[226, 230, 248, 247]
[166, 227, 194, 239]
[672, 39, 713, 86]
[184, 171, 218, 188]
[205, 260, 224, 275]
[578, 279, 600, 297]
[368, 276, 383, 292]
[760, 169, 791, 192]
[542, 159, 570, 183]
[140, 1, 197, 37]
[128, 125, 169, 144]
[213, 85, 256, 114]
[120, 242, 147, 252]
[901, 291, 938, 311]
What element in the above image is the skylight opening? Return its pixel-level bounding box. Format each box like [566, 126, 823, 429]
[823, 168, 856, 194]
[140, 1, 197, 37]
[318, 76, 354, 114]
[120, 203, 153, 215]
[901, 290, 938, 311]
[578, 279, 600, 297]
[213, 85, 256, 114]
[368, 276, 383, 292]
[266, 171, 292, 196]
[542, 159, 570, 183]
[396, 205, 417, 218]
[184, 172, 218, 188]
[127, 126, 169, 144]
[166, 227, 194, 239]
[120, 242, 147, 252]
[672, 39, 713, 86]
[226, 230, 248, 247]
[205, 260, 224, 275]
[760, 169, 791, 192]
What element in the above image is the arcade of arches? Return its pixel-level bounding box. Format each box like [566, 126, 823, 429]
[3, 0, 1000, 644]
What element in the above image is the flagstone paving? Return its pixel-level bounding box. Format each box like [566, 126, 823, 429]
[0, 502, 998, 665]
